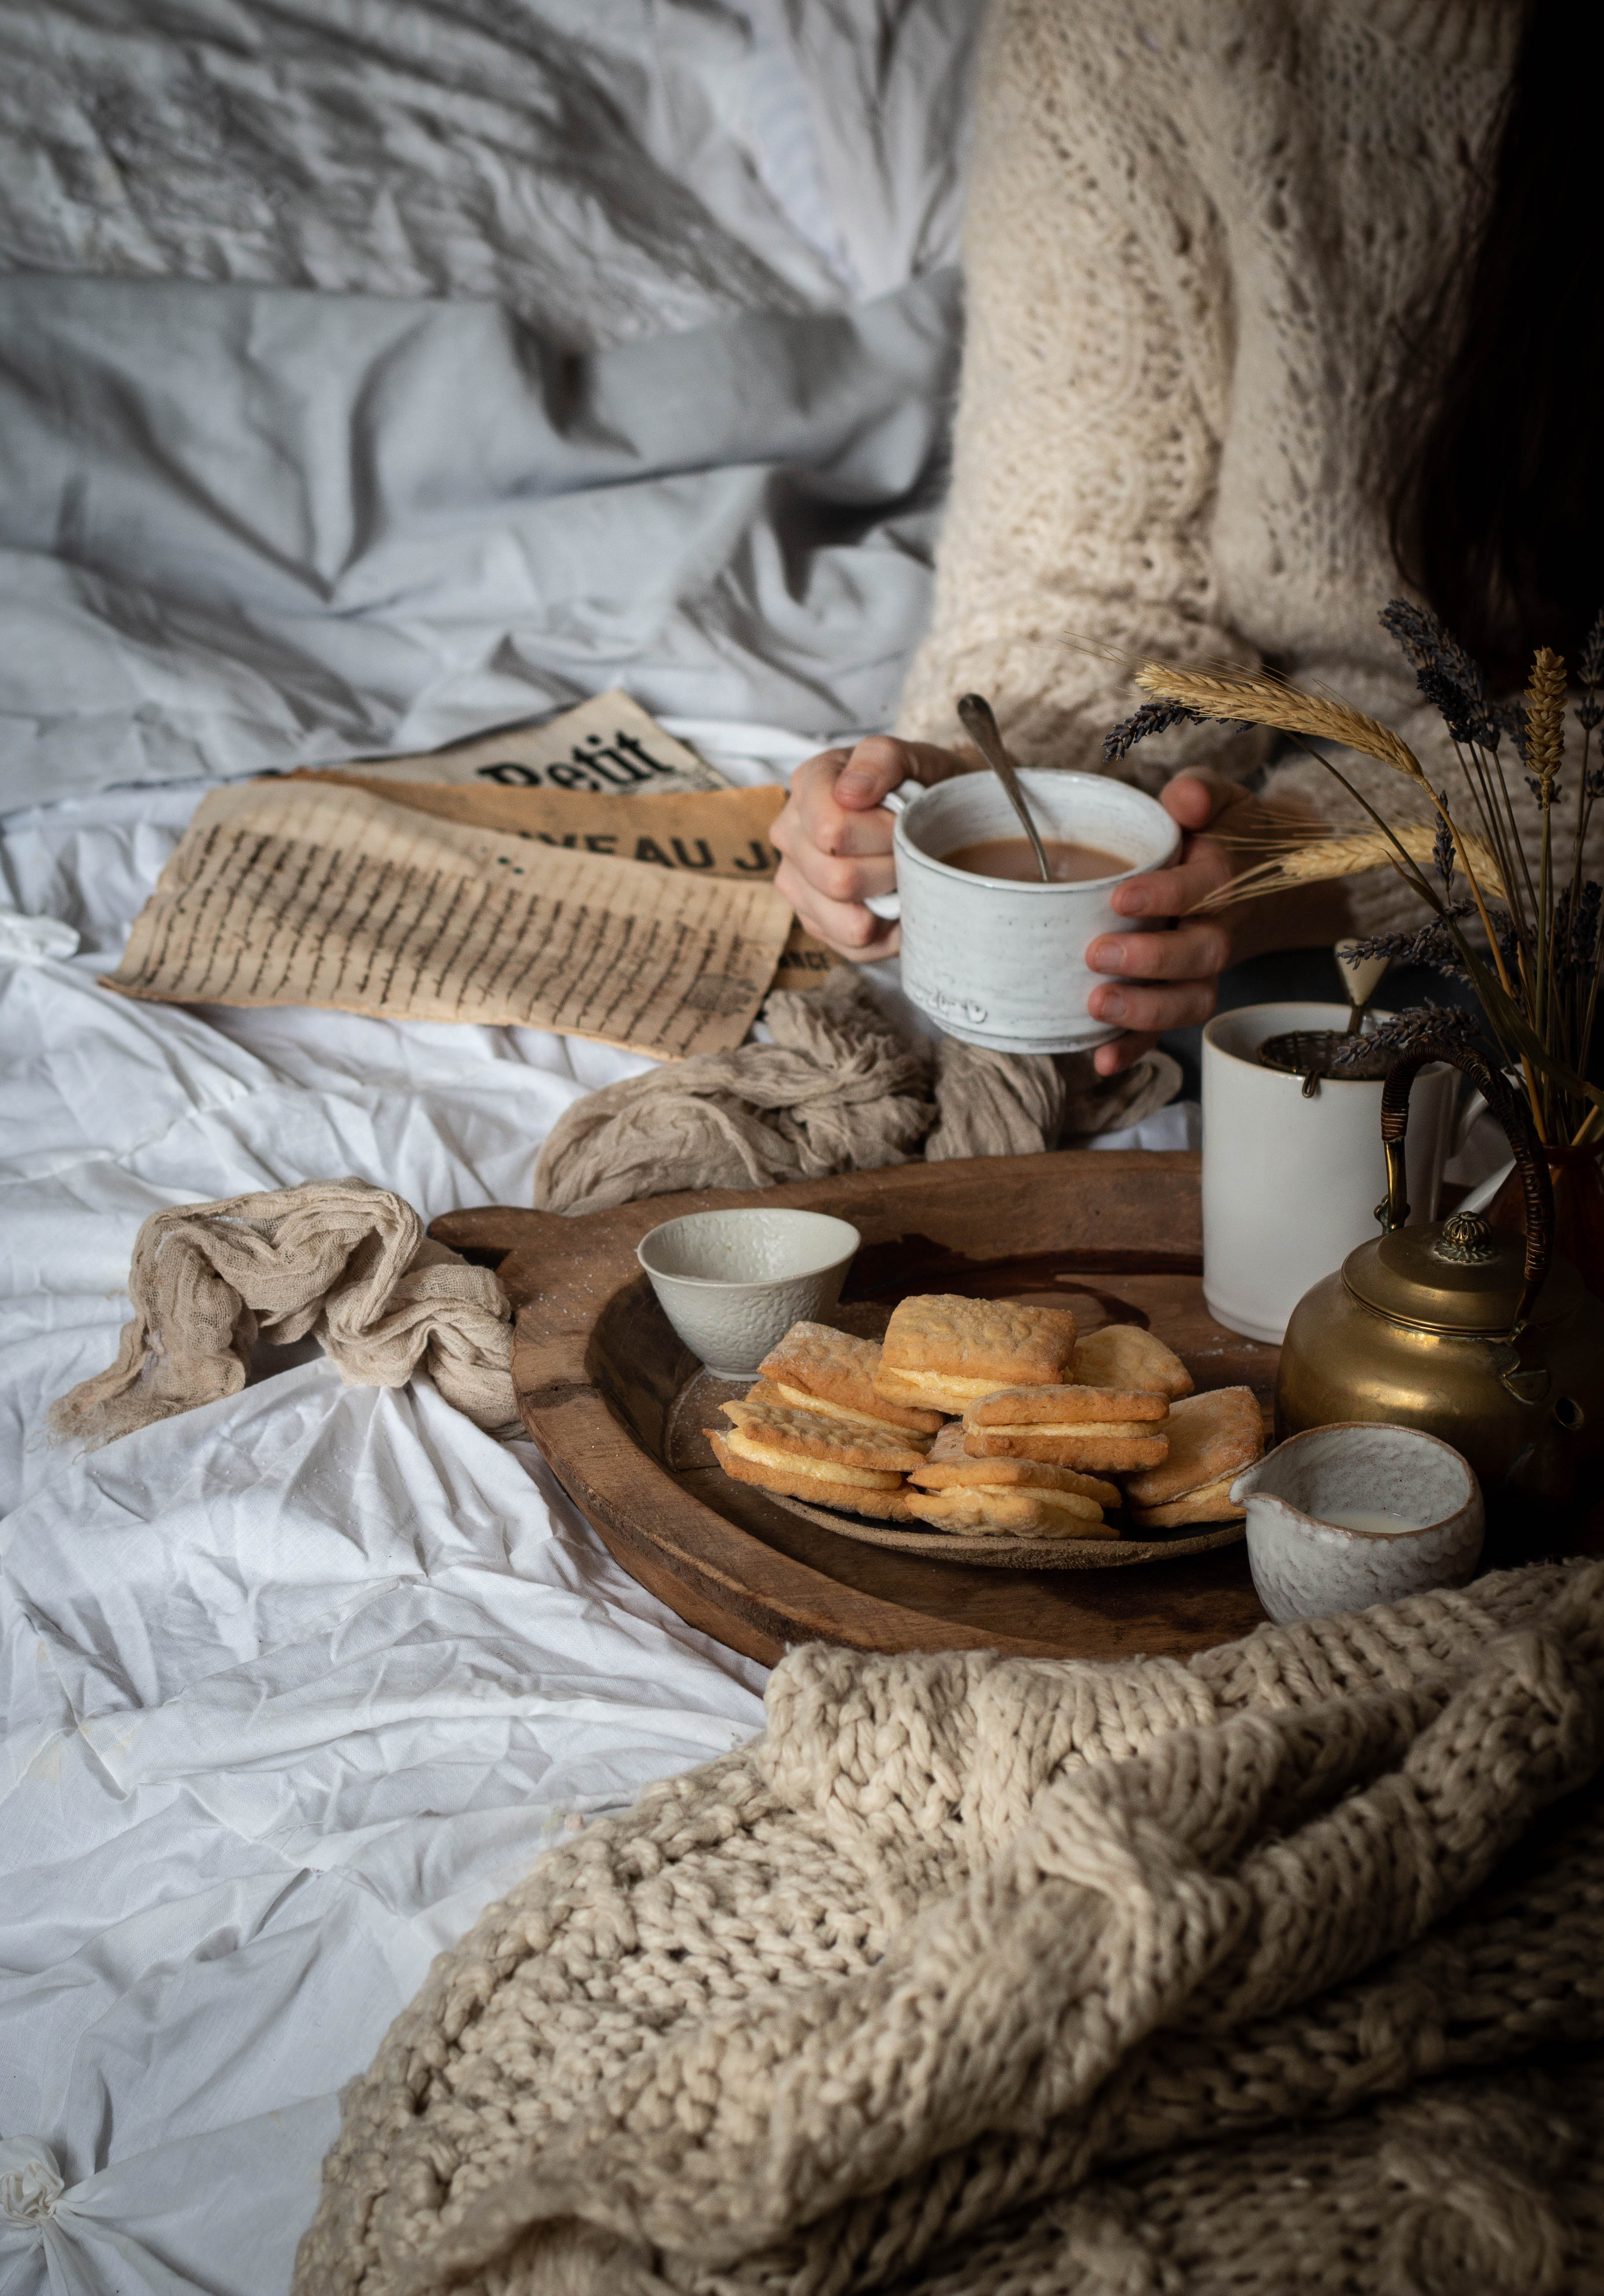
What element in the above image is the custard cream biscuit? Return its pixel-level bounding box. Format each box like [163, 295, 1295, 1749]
[1120, 1388, 1264, 1510]
[964, 1429, 1170, 1472]
[1129, 1473, 1245, 1531]
[756, 1323, 943, 1438]
[1072, 1324, 1195, 1401]
[716, 1397, 927, 1476]
[708, 1432, 914, 1522]
[904, 1485, 1116, 1539]
[961, 1385, 1170, 1470]
[966, 1385, 1168, 1427]
[908, 1452, 1120, 1510]
[874, 1295, 1078, 1413]
[922, 1420, 971, 1466]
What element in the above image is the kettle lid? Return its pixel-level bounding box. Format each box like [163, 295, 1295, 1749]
[1343, 1208, 1580, 1333]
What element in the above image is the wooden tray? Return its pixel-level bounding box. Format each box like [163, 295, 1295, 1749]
[433, 1150, 1280, 1666]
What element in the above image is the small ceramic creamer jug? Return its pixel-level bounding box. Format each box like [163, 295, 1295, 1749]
[1276, 1036, 1604, 1515]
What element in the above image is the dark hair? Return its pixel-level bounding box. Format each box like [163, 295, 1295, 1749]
[1387, 0, 1603, 693]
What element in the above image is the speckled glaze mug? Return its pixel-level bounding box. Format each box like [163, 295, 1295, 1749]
[863, 770, 1181, 1054]
[1233, 1423, 1484, 1624]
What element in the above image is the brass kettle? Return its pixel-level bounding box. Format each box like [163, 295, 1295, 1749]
[1277, 1037, 1604, 1516]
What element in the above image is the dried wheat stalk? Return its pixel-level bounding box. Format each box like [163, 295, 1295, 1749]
[1191, 821, 1506, 911]
[1524, 646, 1567, 794]
[1134, 663, 1425, 782]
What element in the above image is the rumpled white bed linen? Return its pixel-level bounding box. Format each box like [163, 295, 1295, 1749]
[0, 266, 960, 812]
[0, 12, 1138, 2284]
[0, 733, 1195, 2296]
[0, 1, 977, 344]
[0, 0, 981, 816]
[0, 753, 796, 2296]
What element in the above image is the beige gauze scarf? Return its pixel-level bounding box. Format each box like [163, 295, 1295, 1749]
[49, 1178, 518, 1446]
[534, 973, 1180, 1215]
[294, 1559, 1604, 2296]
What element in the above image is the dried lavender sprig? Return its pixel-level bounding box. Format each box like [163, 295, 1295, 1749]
[1432, 799, 1455, 891]
[1581, 881, 1604, 962]
[1558, 879, 1602, 979]
[1341, 910, 1475, 983]
[1377, 599, 1441, 673]
[1415, 663, 1491, 748]
[1580, 605, 1604, 692]
[1496, 699, 1529, 761]
[1101, 699, 1202, 763]
[1378, 599, 1498, 747]
[1327, 1000, 1488, 1073]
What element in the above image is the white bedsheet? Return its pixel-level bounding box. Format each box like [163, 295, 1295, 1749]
[0, 749, 796, 2296]
[0, 0, 978, 815]
[0, 721, 1199, 2294]
[0, 15, 1129, 2281]
[0, 1, 977, 348]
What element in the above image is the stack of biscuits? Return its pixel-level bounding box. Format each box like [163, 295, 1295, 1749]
[704, 1294, 1264, 1544]
[707, 1323, 939, 1522]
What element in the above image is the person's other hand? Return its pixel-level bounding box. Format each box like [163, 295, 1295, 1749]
[770, 735, 974, 959]
[1086, 769, 1345, 1075]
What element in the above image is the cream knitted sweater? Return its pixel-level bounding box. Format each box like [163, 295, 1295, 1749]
[897, 0, 1587, 936]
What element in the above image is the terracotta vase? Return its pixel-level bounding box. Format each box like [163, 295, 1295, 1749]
[1487, 1139, 1604, 1303]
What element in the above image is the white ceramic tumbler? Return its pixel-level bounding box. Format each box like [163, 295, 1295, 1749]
[1202, 1003, 1458, 1345]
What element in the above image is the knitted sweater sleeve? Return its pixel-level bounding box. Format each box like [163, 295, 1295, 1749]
[896, 0, 1269, 792]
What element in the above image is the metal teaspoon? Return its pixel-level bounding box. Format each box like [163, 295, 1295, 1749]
[955, 692, 1054, 883]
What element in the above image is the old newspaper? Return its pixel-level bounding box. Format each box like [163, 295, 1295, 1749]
[103, 779, 794, 1060]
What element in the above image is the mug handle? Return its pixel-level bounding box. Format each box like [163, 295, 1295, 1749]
[1378, 1037, 1553, 1334]
[861, 783, 914, 923]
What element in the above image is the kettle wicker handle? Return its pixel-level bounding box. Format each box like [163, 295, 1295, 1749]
[1379, 1037, 1553, 1328]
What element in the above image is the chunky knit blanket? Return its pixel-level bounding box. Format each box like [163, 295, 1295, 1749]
[294, 1561, 1604, 2295]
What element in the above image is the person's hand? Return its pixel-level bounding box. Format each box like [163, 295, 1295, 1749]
[770, 735, 974, 959]
[1086, 768, 1346, 1075]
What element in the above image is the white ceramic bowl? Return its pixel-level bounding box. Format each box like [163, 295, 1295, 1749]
[636, 1209, 860, 1378]
[1232, 1422, 1483, 1625]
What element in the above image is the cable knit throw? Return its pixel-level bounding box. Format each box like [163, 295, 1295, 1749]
[49, 1178, 518, 1443]
[295, 1560, 1604, 2295]
[534, 975, 1180, 1215]
[896, 0, 1599, 932]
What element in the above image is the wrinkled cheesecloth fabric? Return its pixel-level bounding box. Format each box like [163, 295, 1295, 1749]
[49, 1177, 518, 1445]
[295, 1559, 1604, 2295]
[533, 974, 1181, 1214]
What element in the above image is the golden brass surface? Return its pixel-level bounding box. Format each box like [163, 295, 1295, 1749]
[1277, 1239, 1604, 1509]
[1277, 1029, 1604, 1523]
[1345, 1221, 1582, 1335]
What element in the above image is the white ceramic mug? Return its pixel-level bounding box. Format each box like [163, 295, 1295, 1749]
[861, 770, 1181, 1053]
[1201, 1002, 1459, 1345]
